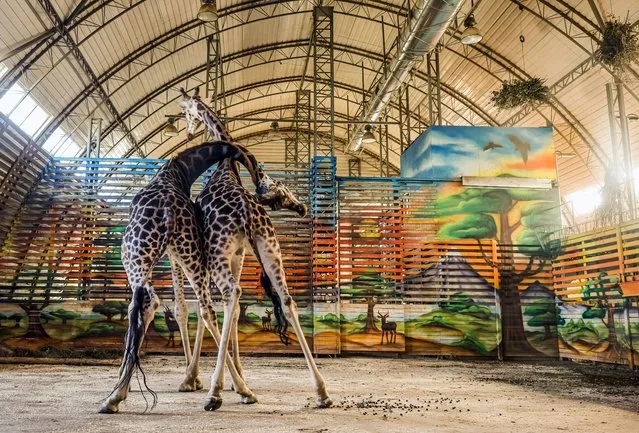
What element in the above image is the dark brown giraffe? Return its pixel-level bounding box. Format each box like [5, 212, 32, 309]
[99, 141, 289, 414]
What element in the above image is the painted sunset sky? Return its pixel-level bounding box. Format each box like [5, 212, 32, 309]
[400, 126, 555, 180]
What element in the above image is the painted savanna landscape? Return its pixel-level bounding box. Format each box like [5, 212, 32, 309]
[0, 300, 311, 355]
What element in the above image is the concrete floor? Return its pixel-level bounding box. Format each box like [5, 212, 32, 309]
[1, 355, 638, 433]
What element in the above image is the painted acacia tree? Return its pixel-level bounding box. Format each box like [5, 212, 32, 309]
[341, 269, 395, 333]
[581, 272, 624, 355]
[524, 300, 565, 340]
[436, 185, 560, 356]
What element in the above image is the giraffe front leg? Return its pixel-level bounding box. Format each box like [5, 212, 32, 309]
[198, 303, 257, 406]
[182, 307, 205, 392]
[205, 289, 237, 411]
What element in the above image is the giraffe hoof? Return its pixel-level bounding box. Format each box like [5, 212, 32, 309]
[98, 403, 119, 414]
[204, 396, 223, 411]
[179, 380, 198, 392]
[240, 394, 258, 405]
[316, 396, 333, 408]
[195, 377, 204, 390]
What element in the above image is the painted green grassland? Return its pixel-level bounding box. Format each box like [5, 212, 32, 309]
[405, 293, 499, 354]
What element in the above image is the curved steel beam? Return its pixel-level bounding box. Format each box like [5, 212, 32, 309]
[140, 102, 406, 169]
[157, 123, 397, 175]
[509, 0, 639, 103]
[62, 38, 497, 155]
[114, 74, 461, 160]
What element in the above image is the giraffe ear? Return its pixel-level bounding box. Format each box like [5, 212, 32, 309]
[194, 86, 200, 98]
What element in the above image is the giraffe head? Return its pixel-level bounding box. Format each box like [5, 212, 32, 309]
[257, 176, 307, 218]
[178, 87, 231, 142]
[178, 87, 203, 140]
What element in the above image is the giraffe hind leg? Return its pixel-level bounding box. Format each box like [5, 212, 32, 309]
[253, 234, 332, 408]
[99, 281, 160, 413]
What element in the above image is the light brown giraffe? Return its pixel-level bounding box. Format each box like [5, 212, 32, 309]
[180, 88, 332, 411]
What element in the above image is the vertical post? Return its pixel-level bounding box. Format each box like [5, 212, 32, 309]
[427, 48, 442, 126]
[205, 23, 226, 137]
[295, 89, 311, 167]
[312, 6, 334, 157]
[491, 239, 503, 360]
[616, 80, 635, 219]
[398, 84, 412, 153]
[348, 158, 361, 177]
[284, 138, 296, 168]
[311, 156, 338, 353]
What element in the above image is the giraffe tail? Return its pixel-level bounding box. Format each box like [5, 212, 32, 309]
[112, 285, 158, 411]
[260, 271, 290, 345]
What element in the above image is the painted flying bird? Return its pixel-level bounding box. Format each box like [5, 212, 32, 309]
[507, 133, 531, 163]
[483, 141, 503, 151]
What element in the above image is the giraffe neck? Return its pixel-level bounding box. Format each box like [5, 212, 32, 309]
[195, 107, 274, 194]
[166, 142, 265, 193]
[199, 104, 233, 142]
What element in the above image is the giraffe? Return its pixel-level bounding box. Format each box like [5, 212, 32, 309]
[177, 87, 307, 383]
[179, 88, 332, 411]
[98, 141, 289, 414]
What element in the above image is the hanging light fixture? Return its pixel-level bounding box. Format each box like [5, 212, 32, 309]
[268, 121, 283, 141]
[461, 14, 483, 45]
[197, 0, 218, 22]
[163, 117, 179, 137]
[361, 124, 377, 144]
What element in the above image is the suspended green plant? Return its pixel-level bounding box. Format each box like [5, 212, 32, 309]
[594, 17, 639, 71]
[490, 77, 550, 110]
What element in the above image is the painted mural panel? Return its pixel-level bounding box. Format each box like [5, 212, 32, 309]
[339, 303, 404, 352]
[557, 274, 638, 365]
[0, 300, 310, 356]
[402, 126, 561, 358]
[400, 126, 555, 180]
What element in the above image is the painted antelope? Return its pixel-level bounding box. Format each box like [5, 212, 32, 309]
[262, 309, 273, 331]
[378, 311, 397, 345]
[162, 304, 180, 347]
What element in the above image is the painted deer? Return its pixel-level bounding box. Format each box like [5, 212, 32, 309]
[162, 304, 180, 347]
[262, 309, 273, 331]
[378, 311, 397, 345]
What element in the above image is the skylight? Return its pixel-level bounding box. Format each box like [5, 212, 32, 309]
[43, 127, 80, 157]
[565, 185, 601, 217]
[0, 81, 50, 138]
[0, 63, 81, 157]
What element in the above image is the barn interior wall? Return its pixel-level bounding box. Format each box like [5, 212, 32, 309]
[0, 156, 636, 366]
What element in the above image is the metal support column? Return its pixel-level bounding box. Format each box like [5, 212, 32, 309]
[348, 158, 361, 177]
[312, 6, 335, 157]
[284, 138, 296, 168]
[205, 24, 226, 138]
[427, 48, 442, 126]
[295, 89, 311, 167]
[87, 118, 102, 158]
[379, 113, 390, 177]
[606, 81, 636, 220]
[398, 84, 412, 153]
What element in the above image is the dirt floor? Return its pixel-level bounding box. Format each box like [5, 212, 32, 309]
[1, 355, 638, 433]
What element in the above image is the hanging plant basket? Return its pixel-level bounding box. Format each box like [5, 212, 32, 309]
[490, 77, 550, 110]
[594, 17, 639, 71]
